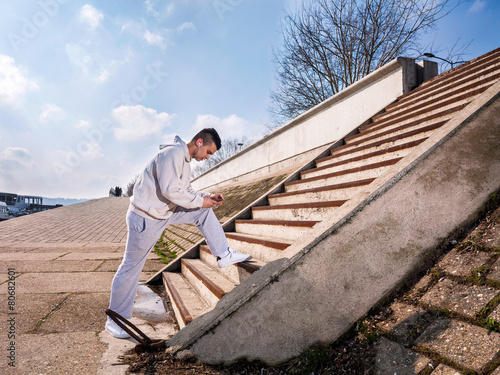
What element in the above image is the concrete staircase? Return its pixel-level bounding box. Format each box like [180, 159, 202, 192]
[162, 48, 500, 335]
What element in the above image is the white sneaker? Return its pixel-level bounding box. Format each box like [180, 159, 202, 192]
[105, 317, 131, 339]
[217, 247, 252, 268]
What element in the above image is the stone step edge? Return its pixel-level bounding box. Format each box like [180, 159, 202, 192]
[391, 49, 500, 106]
[270, 178, 375, 199]
[199, 244, 262, 274]
[383, 67, 500, 115]
[393, 49, 500, 105]
[329, 122, 441, 159]
[181, 258, 226, 300]
[346, 112, 453, 145]
[343, 119, 447, 150]
[363, 85, 490, 132]
[162, 272, 194, 327]
[362, 93, 475, 134]
[287, 158, 402, 187]
[225, 232, 291, 251]
[235, 219, 319, 228]
[254, 201, 346, 211]
[312, 139, 425, 173]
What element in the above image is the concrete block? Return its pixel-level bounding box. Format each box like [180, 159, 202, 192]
[430, 363, 462, 375]
[420, 278, 499, 318]
[437, 248, 492, 277]
[373, 337, 431, 374]
[416, 318, 500, 373]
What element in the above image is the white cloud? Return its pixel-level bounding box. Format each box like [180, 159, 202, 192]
[193, 114, 248, 138]
[469, 0, 486, 12]
[39, 104, 64, 124]
[78, 4, 104, 29]
[145, 1, 175, 17]
[145, 0, 160, 17]
[0, 147, 34, 169]
[66, 43, 92, 73]
[0, 55, 38, 105]
[112, 105, 175, 141]
[95, 69, 110, 83]
[177, 22, 196, 33]
[74, 120, 92, 130]
[143, 30, 166, 48]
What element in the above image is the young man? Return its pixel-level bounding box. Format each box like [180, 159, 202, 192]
[106, 128, 251, 339]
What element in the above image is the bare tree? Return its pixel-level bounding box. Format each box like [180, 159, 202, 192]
[269, 0, 461, 125]
[125, 174, 139, 197]
[191, 137, 247, 178]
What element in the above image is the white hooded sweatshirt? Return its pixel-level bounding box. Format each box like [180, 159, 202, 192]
[130, 136, 209, 220]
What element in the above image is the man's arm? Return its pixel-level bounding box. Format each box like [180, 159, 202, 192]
[157, 148, 204, 209]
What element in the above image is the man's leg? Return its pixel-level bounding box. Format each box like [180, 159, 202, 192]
[168, 207, 251, 268]
[167, 207, 229, 257]
[108, 210, 167, 319]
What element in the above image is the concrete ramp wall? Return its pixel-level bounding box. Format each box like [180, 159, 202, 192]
[167, 80, 500, 364]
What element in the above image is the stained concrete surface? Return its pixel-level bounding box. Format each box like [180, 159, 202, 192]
[0, 197, 173, 374]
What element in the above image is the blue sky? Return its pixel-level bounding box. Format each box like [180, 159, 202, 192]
[0, 0, 498, 199]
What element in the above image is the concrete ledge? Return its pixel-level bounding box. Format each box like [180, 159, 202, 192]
[167, 83, 500, 364]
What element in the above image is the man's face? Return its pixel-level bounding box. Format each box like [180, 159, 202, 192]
[195, 141, 217, 162]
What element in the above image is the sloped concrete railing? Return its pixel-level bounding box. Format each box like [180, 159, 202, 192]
[167, 81, 500, 365]
[192, 58, 430, 191]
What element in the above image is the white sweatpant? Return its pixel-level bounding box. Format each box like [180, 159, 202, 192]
[108, 206, 228, 319]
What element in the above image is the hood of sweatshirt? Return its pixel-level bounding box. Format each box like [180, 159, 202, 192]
[162, 135, 191, 162]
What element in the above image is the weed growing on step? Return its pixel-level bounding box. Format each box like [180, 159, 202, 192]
[154, 239, 178, 264]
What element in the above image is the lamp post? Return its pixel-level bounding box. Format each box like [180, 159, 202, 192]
[423, 53, 468, 69]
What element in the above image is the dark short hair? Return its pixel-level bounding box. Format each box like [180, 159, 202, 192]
[192, 128, 222, 150]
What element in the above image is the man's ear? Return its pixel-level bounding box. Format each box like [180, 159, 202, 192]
[197, 138, 203, 147]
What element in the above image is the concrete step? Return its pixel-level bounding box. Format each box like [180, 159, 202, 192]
[225, 232, 291, 262]
[373, 72, 499, 121]
[199, 244, 263, 284]
[162, 271, 209, 329]
[303, 145, 414, 179]
[346, 113, 453, 146]
[268, 178, 374, 205]
[393, 51, 500, 108]
[235, 219, 319, 242]
[285, 159, 400, 192]
[317, 130, 432, 168]
[362, 94, 473, 136]
[252, 201, 343, 221]
[181, 258, 236, 309]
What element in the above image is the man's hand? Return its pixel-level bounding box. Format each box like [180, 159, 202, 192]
[202, 194, 224, 208]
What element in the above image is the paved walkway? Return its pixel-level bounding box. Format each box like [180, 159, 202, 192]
[369, 204, 500, 374]
[0, 197, 174, 374]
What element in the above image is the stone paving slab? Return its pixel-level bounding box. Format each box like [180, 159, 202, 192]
[37, 292, 110, 333]
[0, 293, 69, 334]
[0, 197, 129, 244]
[0, 260, 102, 273]
[416, 318, 500, 373]
[4, 332, 107, 375]
[430, 363, 462, 375]
[470, 208, 500, 249]
[489, 304, 500, 322]
[374, 337, 431, 374]
[488, 258, 500, 282]
[58, 252, 126, 260]
[437, 248, 492, 277]
[3, 272, 115, 294]
[376, 302, 433, 345]
[96, 259, 165, 273]
[0, 253, 67, 261]
[420, 278, 499, 318]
